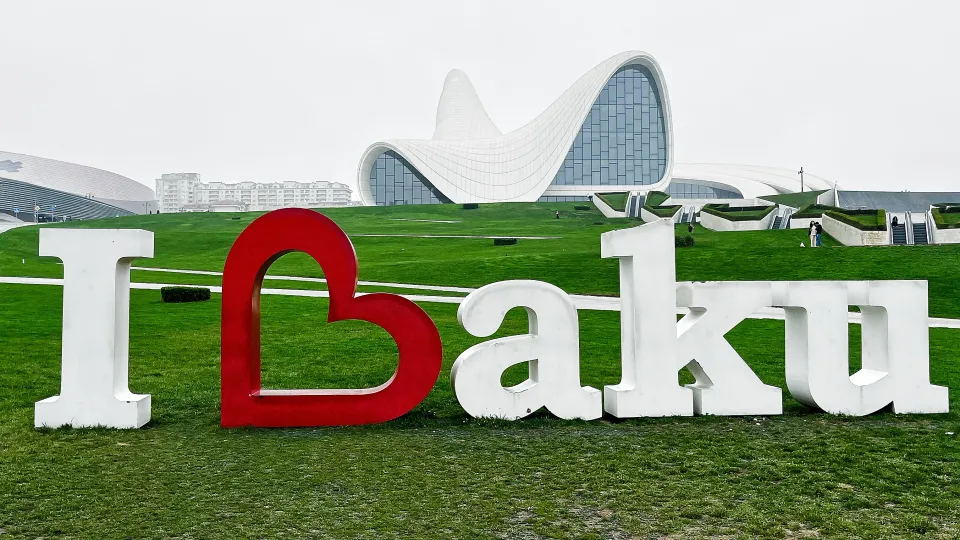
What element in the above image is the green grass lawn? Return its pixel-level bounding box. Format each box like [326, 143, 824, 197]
[2, 203, 960, 538]
[938, 211, 960, 226]
[645, 191, 670, 207]
[595, 192, 628, 211]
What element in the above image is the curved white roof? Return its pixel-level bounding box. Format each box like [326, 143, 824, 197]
[358, 51, 674, 204]
[671, 163, 836, 199]
[0, 150, 155, 202]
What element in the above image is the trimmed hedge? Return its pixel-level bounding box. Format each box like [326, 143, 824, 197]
[932, 207, 960, 229]
[675, 235, 695, 248]
[644, 190, 670, 208]
[462, 203, 479, 210]
[161, 286, 211, 303]
[644, 204, 682, 218]
[700, 203, 776, 221]
[793, 204, 835, 219]
[824, 209, 887, 231]
[493, 238, 517, 246]
[574, 205, 591, 211]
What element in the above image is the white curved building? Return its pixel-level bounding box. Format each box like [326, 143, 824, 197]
[669, 163, 834, 200]
[358, 51, 832, 206]
[0, 151, 156, 221]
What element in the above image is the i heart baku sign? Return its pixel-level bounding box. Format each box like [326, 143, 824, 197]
[33, 208, 949, 429]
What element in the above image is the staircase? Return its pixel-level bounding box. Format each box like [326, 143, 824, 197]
[913, 222, 929, 245]
[891, 224, 907, 245]
[679, 207, 690, 223]
[769, 206, 794, 230]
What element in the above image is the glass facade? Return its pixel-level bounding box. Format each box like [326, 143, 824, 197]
[537, 195, 590, 203]
[666, 181, 742, 199]
[369, 150, 451, 206]
[550, 65, 667, 188]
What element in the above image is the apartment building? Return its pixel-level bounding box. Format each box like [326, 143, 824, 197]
[155, 173, 353, 213]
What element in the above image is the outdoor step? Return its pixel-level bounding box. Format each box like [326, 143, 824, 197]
[913, 223, 928, 245]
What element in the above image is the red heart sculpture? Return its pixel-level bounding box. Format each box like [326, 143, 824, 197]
[220, 208, 443, 427]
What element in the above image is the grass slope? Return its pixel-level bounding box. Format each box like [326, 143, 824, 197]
[595, 192, 628, 212]
[1, 203, 959, 538]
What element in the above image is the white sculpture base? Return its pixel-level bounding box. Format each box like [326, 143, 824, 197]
[36, 394, 151, 429]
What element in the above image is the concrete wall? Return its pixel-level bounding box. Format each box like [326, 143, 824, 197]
[790, 214, 825, 229]
[930, 222, 960, 244]
[821, 214, 889, 246]
[640, 206, 679, 223]
[698, 208, 776, 231]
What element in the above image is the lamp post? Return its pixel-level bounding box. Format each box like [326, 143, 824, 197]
[798, 167, 805, 193]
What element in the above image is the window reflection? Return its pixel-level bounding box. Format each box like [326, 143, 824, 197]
[551, 65, 667, 187]
[370, 151, 451, 206]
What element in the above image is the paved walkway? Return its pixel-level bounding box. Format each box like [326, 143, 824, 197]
[349, 234, 562, 240]
[3, 273, 958, 329]
[131, 266, 476, 293]
[389, 218, 462, 224]
[0, 222, 34, 235]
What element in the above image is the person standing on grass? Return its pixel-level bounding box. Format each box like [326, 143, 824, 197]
[809, 221, 817, 248]
[555, 210, 560, 219]
[688, 222, 694, 234]
[815, 222, 823, 247]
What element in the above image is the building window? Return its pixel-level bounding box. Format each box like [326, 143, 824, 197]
[551, 65, 667, 188]
[369, 150, 451, 206]
[536, 195, 591, 203]
[665, 181, 742, 199]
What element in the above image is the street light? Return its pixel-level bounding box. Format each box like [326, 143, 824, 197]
[798, 166, 805, 193]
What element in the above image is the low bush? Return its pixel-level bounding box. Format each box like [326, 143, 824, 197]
[644, 204, 681, 218]
[932, 207, 960, 229]
[700, 203, 776, 221]
[793, 204, 835, 219]
[675, 235, 695, 248]
[824, 209, 887, 231]
[462, 203, 479, 210]
[574, 205, 591, 211]
[161, 286, 211, 303]
[493, 238, 517, 246]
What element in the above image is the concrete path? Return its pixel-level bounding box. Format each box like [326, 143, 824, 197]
[349, 234, 561, 240]
[0, 222, 34, 235]
[389, 218, 462, 224]
[131, 266, 476, 294]
[3, 275, 958, 329]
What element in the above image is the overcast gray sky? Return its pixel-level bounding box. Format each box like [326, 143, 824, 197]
[2, 0, 958, 196]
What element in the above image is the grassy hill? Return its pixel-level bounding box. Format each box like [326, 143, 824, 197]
[1, 202, 959, 538]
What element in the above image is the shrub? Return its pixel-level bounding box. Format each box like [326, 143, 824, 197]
[574, 205, 591, 211]
[493, 238, 517, 246]
[823, 209, 887, 231]
[793, 204, 835, 219]
[462, 203, 479, 210]
[932, 207, 960, 229]
[675, 235, 695, 248]
[644, 204, 682, 218]
[700, 203, 776, 221]
[161, 286, 211, 303]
